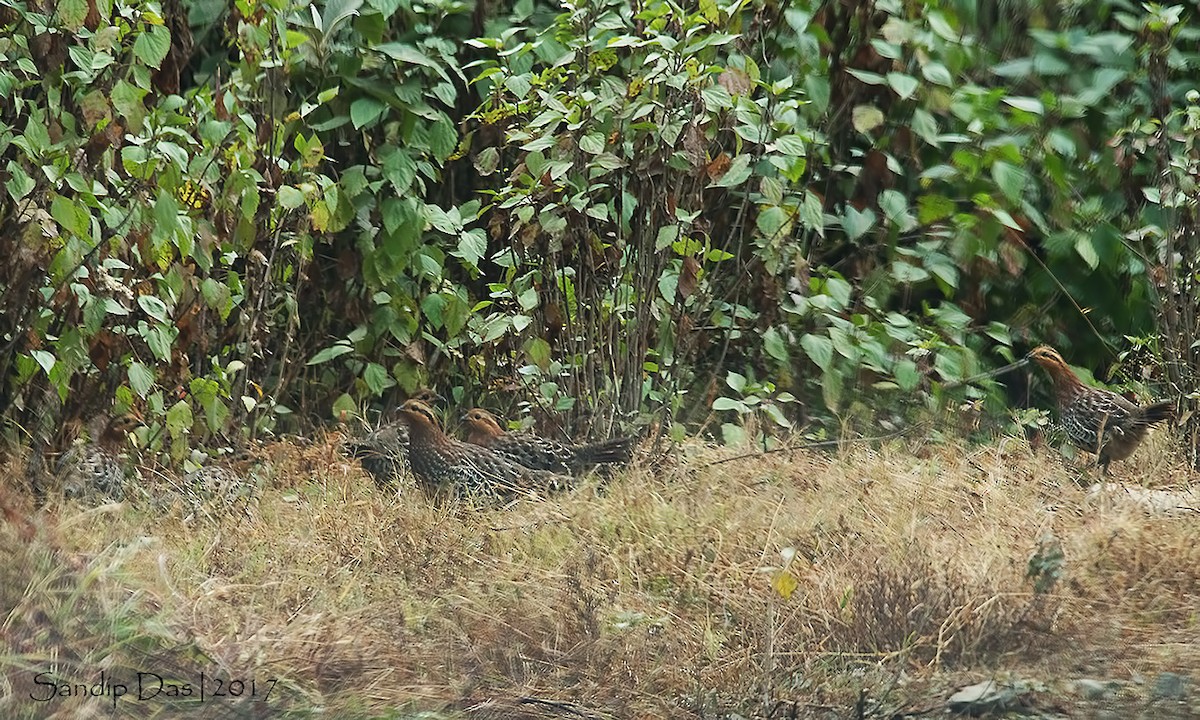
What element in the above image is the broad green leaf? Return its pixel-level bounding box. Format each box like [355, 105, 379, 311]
[137, 295, 169, 323]
[31, 350, 55, 375]
[166, 400, 193, 438]
[801, 191, 825, 237]
[1074, 235, 1100, 270]
[1003, 96, 1044, 115]
[878, 190, 915, 231]
[58, 0, 88, 29]
[713, 397, 744, 412]
[308, 343, 354, 365]
[842, 206, 876, 241]
[363, 363, 394, 394]
[133, 25, 171, 69]
[278, 186, 305, 209]
[921, 62, 952, 86]
[128, 362, 155, 396]
[801, 334, 834, 371]
[579, 133, 605, 155]
[891, 261, 930, 283]
[454, 230, 487, 268]
[764, 327, 789, 362]
[720, 423, 746, 446]
[821, 367, 842, 411]
[725, 371, 747, 393]
[886, 72, 919, 99]
[774, 135, 806, 157]
[991, 161, 1028, 202]
[894, 359, 920, 391]
[51, 196, 90, 237]
[350, 97, 386, 129]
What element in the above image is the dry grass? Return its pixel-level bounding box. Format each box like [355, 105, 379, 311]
[1, 429, 1198, 719]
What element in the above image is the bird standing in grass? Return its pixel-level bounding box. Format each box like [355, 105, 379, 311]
[396, 399, 570, 499]
[346, 389, 442, 487]
[56, 413, 144, 500]
[1028, 345, 1174, 473]
[461, 408, 635, 475]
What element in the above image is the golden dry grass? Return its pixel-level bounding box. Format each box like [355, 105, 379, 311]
[1, 429, 1197, 719]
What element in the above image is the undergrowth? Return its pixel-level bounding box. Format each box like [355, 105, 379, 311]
[1, 430, 1197, 719]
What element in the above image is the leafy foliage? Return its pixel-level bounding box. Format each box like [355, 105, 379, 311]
[1, 0, 1195, 459]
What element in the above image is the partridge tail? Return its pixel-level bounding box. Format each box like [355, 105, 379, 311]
[1139, 400, 1174, 426]
[576, 436, 637, 468]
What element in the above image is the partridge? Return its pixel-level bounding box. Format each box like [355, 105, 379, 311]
[56, 413, 143, 500]
[396, 399, 570, 499]
[1028, 345, 1174, 472]
[462, 408, 635, 475]
[346, 389, 442, 487]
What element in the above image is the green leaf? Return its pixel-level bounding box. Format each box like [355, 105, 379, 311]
[525, 337, 552, 369]
[128, 362, 155, 397]
[720, 423, 746, 446]
[821, 367, 842, 411]
[453, 229, 487, 268]
[712, 397, 744, 412]
[725, 371, 747, 393]
[762, 403, 792, 428]
[878, 190, 915, 231]
[1074, 235, 1100, 270]
[278, 186, 305, 209]
[991, 161, 1028, 202]
[891, 261, 930, 283]
[133, 25, 171, 69]
[137, 295, 169, 323]
[332, 393, 357, 421]
[350, 97, 386, 129]
[894, 359, 920, 391]
[429, 115, 458, 161]
[375, 42, 450, 82]
[801, 334, 834, 371]
[701, 84, 733, 111]
[886, 72, 919, 100]
[363, 363, 394, 394]
[710, 154, 752, 188]
[921, 62, 952, 86]
[31, 350, 55, 375]
[1003, 96, 1044, 115]
[308, 343, 354, 365]
[774, 135, 806, 157]
[51, 196, 90, 237]
[842, 206, 876, 241]
[6, 162, 36, 201]
[801, 191, 825, 237]
[764, 327, 789, 362]
[166, 400, 193, 439]
[579, 133, 605, 155]
[58, 0, 88, 30]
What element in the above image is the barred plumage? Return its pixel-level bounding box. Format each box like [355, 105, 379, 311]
[462, 408, 635, 475]
[397, 399, 571, 500]
[56, 414, 143, 501]
[1029, 345, 1174, 472]
[345, 389, 442, 487]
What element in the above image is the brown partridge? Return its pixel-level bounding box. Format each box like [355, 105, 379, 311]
[346, 389, 442, 487]
[1028, 345, 1174, 472]
[462, 408, 635, 475]
[396, 399, 570, 499]
[56, 413, 144, 500]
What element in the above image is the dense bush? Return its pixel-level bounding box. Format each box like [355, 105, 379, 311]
[1, 0, 1195, 460]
